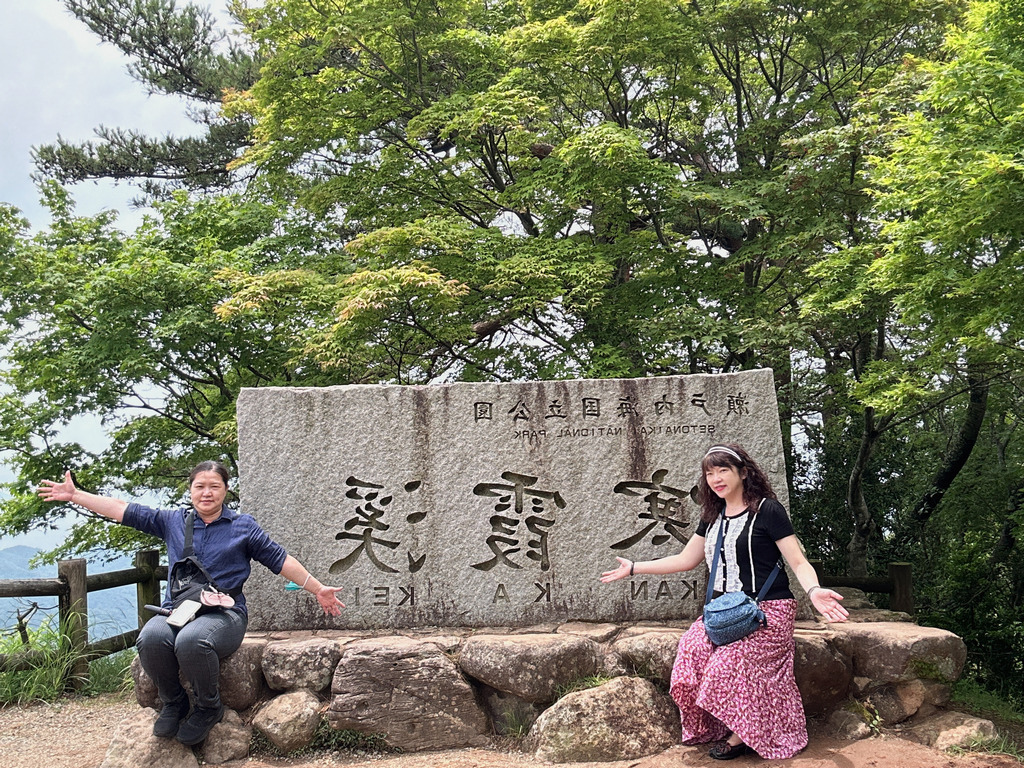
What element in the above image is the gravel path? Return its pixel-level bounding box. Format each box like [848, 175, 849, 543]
[1, 693, 1020, 768]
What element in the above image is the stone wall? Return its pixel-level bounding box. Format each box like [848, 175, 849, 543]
[237, 370, 788, 630]
[125, 616, 973, 765]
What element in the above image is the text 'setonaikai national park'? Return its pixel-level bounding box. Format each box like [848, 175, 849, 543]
[238, 369, 785, 630]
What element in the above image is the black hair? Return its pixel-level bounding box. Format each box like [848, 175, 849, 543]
[188, 461, 231, 487]
[697, 443, 776, 523]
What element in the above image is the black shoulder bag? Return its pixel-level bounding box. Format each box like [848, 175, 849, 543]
[168, 508, 222, 609]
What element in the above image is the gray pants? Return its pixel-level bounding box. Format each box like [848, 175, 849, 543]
[137, 609, 247, 709]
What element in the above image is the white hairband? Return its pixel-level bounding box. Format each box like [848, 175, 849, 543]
[704, 446, 742, 462]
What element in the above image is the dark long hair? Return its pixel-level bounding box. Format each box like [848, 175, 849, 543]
[698, 443, 776, 523]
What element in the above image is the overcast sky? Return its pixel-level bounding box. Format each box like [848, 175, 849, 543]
[0, 0, 227, 551]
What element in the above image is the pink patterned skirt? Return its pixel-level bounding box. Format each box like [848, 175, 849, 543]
[669, 599, 806, 759]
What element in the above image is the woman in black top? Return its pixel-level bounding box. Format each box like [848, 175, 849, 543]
[601, 444, 847, 760]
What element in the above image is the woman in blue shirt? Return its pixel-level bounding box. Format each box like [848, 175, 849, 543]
[39, 460, 343, 746]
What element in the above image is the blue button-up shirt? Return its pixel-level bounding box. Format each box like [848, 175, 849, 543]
[123, 503, 287, 615]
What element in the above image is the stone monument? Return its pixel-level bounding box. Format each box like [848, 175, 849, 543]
[237, 369, 785, 630]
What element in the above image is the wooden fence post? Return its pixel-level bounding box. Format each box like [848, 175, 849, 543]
[889, 562, 914, 614]
[57, 558, 89, 690]
[135, 549, 162, 629]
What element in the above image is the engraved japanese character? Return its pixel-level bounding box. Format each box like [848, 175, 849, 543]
[472, 471, 565, 571]
[329, 477, 427, 574]
[610, 469, 691, 550]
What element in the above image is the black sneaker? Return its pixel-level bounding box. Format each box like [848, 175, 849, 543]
[152, 696, 191, 738]
[176, 703, 224, 746]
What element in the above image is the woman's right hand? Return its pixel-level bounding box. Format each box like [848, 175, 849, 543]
[37, 471, 77, 502]
[600, 556, 633, 583]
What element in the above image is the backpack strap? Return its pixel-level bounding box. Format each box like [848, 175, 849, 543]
[183, 508, 196, 558]
[705, 508, 783, 605]
[177, 508, 240, 596]
[705, 512, 726, 606]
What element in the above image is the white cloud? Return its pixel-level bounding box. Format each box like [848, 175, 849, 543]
[0, 0, 221, 229]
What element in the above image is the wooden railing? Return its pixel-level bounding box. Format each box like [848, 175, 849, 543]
[809, 560, 914, 614]
[0, 550, 167, 687]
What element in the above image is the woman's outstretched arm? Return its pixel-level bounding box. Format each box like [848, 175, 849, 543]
[600, 534, 706, 583]
[37, 471, 128, 523]
[279, 555, 345, 616]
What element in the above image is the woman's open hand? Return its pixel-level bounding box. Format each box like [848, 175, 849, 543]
[600, 556, 633, 583]
[810, 587, 849, 623]
[37, 471, 77, 503]
[314, 585, 345, 616]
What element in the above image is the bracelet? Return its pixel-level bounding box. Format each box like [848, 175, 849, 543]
[807, 585, 821, 597]
[629, 561, 635, 576]
[301, 573, 312, 590]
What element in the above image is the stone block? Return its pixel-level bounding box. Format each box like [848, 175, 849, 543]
[253, 689, 322, 753]
[829, 622, 966, 684]
[200, 709, 252, 764]
[903, 711, 998, 750]
[131, 655, 158, 709]
[238, 371, 789, 630]
[459, 633, 601, 703]
[220, 636, 268, 710]
[100, 709, 198, 768]
[524, 677, 679, 762]
[328, 636, 489, 751]
[262, 636, 346, 692]
[793, 634, 852, 715]
[610, 630, 681, 686]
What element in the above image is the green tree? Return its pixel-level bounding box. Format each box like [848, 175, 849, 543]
[33, 0, 258, 198]
[0, 185, 350, 559]
[226, 0, 956, 569]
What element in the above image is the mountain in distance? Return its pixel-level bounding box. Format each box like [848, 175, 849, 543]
[0, 546, 141, 641]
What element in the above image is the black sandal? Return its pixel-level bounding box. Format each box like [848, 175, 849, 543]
[709, 741, 755, 760]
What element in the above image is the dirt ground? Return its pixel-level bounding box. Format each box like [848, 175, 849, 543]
[0, 692, 1020, 768]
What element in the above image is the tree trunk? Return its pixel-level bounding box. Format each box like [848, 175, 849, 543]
[912, 364, 990, 525]
[847, 405, 881, 577]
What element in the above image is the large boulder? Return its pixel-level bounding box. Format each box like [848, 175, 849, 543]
[200, 708, 252, 764]
[328, 636, 489, 751]
[524, 676, 679, 762]
[867, 678, 956, 725]
[262, 636, 347, 692]
[903, 711, 998, 750]
[609, 630, 680, 686]
[793, 633, 852, 715]
[100, 708, 199, 768]
[130, 637, 267, 711]
[830, 622, 966, 684]
[458, 633, 600, 703]
[220, 636, 268, 710]
[253, 689, 323, 753]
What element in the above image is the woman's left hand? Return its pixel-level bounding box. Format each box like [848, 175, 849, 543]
[810, 587, 849, 623]
[314, 585, 345, 616]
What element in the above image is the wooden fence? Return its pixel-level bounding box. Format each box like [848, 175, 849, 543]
[0, 553, 912, 688]
[0, 550, 166, 688]
[810, 560, 914, 614]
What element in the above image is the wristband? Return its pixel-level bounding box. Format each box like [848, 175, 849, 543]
[629, 561, 635, 576]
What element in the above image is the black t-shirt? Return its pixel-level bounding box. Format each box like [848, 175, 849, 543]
[695, 498, 795, 601]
